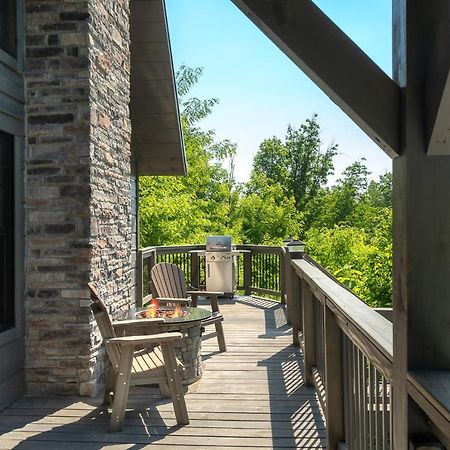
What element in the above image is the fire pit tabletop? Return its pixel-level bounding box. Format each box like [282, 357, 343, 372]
[122, 305, 211, 324]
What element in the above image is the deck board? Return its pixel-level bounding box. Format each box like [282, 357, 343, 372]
[0, 296, 326, 449]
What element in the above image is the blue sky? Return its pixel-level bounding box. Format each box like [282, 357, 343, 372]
[165, 0, 393, 183]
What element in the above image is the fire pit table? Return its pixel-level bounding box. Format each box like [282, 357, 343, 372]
[119, 305, 211, 385]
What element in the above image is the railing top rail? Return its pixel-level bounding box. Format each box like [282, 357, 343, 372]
[236, 244, 284, 254]
[140, 246, 156, 258]
[292, 257, 393, 368]
[141, 244, 206, 255]
[141, 244, 286, 255]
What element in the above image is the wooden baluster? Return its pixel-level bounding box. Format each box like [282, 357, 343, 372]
[280, 251, 287, 304]
[324, 305, 345, 449]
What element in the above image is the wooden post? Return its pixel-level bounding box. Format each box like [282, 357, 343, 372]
[291, 265, 301, 347]
[148, 249, 156, 272]
[280, 249, 287, 304]
[144, 249, 157, 297]
[243, 250, 252, 296]
[324, 305, 345, 449]
[136, 249, 144, 306]
[285, 251, 293, 324]
[302, 279, 315, 387]
[190, 251, 200, 289]
[392, 1, 450, 446]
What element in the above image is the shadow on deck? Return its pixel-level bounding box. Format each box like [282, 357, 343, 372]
[0, 296, 326, 449]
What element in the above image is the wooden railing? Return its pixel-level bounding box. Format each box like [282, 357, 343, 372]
[288, 255, 394, 449]
[137, 244, 450, 447]
[288, 255, 450, 450]
[137, 244, 286, 305]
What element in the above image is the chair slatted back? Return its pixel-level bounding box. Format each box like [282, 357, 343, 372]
[88, 283, 121, 368]
[151, 263, 187, 299]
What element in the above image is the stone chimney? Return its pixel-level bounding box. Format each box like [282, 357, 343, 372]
[24, 0, 136, 396]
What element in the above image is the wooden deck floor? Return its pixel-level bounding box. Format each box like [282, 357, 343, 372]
[0, 296, 326, 449]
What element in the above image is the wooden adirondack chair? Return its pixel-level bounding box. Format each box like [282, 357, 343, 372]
[88, 283, 189, 431]
[151, 262, 227, 352]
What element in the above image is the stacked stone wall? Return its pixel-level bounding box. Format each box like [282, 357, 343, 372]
[24, 0, 134, 396]
[87, 0, 134, 395]
[24, 0, 92, 396]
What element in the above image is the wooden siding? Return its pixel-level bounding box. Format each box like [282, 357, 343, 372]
[0, 296, 325, 449]
[0, 0, 25, 411]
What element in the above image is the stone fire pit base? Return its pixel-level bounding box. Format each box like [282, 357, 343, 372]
[160, 321, 203, 385]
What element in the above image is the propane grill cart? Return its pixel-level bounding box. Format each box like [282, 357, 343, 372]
[191, 236, 248, 298]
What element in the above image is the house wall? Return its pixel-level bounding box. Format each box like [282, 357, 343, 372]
[87, 0, 134, 395]
[0, 0, 26, 411]
[24, 0, 135, 397]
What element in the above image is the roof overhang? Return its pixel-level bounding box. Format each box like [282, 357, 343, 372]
[130, 0, 186, 176]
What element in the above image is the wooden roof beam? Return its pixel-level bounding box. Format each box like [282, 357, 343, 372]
[425, 3, 450, 156]
[232, 0, 401, 158]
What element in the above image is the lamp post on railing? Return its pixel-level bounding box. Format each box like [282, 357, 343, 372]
[286, 238, 305, 259]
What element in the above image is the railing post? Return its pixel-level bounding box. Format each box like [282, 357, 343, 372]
[291, 265, 301, 346]
[302, 278, 315, 387]
[280, 249, 287, 304]
[243, 250, 252, 296]
[285, 251, 292, 324]
[136, 249, 144, 306]
[190, 251, 200, 289]
[146, 249, 156, 296]
[324, 304, 345, 449]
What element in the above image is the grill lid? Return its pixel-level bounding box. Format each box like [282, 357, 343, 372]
[206, 235, 232, 252]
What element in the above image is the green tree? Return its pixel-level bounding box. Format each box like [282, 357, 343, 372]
[139, 66, 240, 246]
[310, 159, 371, 228]
[249, 115, 337, 212]
[139, 66, 394, 307]
[304, 166, 393, 307]
[285, 117, 337, 210]
[238, 173, 302, 245]
[251, 137, 289, 188]
[366, 172, 392, 208]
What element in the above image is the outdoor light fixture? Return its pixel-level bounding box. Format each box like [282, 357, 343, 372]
[285, 238, 306, 256]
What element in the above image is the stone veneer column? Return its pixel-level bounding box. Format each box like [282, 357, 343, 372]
[87, 0, 134, 395]
[24, 0, 134, 396]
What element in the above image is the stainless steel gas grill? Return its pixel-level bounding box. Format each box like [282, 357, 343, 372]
[205, 236, 235, 296]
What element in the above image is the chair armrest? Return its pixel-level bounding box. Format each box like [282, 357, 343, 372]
[156, 297, 191, 304]
[106, 332, 182, 347]
[112, 318, 164, 336]
[187, 290, 224, 296]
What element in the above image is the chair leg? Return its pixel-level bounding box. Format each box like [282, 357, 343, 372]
[215, 321, 227, 352]
[103, 362, 116, 406]
[110, 347, 134, 432]
[159, 382, 171, 398]
[161, 343, 189, 425]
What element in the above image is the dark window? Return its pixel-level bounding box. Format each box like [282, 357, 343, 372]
[0, 132, 14, 332]
[0, 0, 16, 57]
